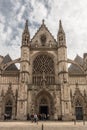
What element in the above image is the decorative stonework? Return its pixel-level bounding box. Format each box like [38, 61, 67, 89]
[40, 34, 47, 46]
[0, 20, 87, 121]
[32, 54, 55, 85]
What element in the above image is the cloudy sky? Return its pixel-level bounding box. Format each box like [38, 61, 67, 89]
[0, 0, 87, 60]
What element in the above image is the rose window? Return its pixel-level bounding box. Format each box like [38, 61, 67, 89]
[33, 54, 55, 85]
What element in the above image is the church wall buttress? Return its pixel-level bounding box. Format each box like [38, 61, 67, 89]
[57, 20, 72, 120]
[17, 20, 30, 120]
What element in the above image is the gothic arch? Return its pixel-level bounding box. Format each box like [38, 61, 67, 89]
[36, 89, 54, 100]
[72, 86, 86, 120]
[1, 85, 16, 119]
[32, 53, 55, 85]
[35, 90, 54, 117]
[31, 51, 56, 63]
[72, 86, 85, 107]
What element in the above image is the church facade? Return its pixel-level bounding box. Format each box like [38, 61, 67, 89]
[0, 20, 87, 120]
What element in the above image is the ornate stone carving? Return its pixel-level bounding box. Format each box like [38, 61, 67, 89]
[40, 34, 47, 46]
[32, 54, 55, 85]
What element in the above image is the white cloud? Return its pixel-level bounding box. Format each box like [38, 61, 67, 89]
[0, 0, 87, 60]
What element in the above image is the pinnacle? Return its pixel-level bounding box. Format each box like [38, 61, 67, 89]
[41, 19, 45, 27]
[58, 20, 65, 34]
[42, 19, 45, 24]
[24, 19, 29, 34]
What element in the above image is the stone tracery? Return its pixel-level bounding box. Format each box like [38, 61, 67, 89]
[32, 54, 55, 85]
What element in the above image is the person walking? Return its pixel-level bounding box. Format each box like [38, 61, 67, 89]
[31, 114, 34, 123]
[34, 114, 38, 124]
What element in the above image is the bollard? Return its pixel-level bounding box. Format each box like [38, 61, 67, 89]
[83, 120, 85, 125]
[74, 119, 76, 125]
[42, 124, 44, 130]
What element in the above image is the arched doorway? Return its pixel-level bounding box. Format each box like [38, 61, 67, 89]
[35, 90, 54, 119]
[75, 100, 83, 120]
[5, 100, 13, 119]
[39, 97, 49, 116]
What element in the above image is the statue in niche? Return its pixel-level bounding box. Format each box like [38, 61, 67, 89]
[41, 70, 47, 87]
[40, 34, 46, 46]
[49, 40, 52, 47]
[21, 73, 25, 82]
[35, 40, 38, 47]
[9, 82, 12, 88]
[23, 50, 27, 59]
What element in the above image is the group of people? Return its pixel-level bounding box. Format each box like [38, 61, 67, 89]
[27, 113, 50, 122]
[31, 114, 38, 123]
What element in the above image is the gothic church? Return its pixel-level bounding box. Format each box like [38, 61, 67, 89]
[0, 20, 87, 120]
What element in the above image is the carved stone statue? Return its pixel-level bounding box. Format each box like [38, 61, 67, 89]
[41, 71, 47, 87]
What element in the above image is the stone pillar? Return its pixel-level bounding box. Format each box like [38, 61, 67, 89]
[61, 83, 72, 120]
[17, 20, 30, 120]
[53, 86, 61, 120]
[17, 83, 28, 120]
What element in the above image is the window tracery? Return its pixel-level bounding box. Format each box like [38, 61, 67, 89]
[32, 54, 55, 85]
[75, 100, 82, 107]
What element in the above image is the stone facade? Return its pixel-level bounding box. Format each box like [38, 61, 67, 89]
[0, 20, 87, 121]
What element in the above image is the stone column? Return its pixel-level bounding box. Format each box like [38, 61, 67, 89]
[61, 82, 72, 120]
[17, 83, 28, 120]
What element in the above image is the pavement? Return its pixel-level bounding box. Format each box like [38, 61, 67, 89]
[0, 121, 87, 130]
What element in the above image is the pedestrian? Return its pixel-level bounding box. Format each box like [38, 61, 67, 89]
[34, 114, 38, 124]
[31, 114, 34, 122]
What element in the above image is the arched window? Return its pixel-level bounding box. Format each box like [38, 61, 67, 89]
[32, 54, 55, 85]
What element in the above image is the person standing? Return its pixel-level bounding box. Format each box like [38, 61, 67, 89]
[34, 114, 38, 124]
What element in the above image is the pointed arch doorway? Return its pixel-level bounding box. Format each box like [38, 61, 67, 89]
[75, 106, 83, 120]
[39, 97, 49, 116]
[35, 90, 54, 119]
[5, 100, 13, 119]
[75, 100, 83, 120]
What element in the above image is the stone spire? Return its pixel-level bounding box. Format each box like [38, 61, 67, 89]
[58, 20, 65, 34]
[41, 19, 45, 28]
[57, 20, 66, 47]
[22, 20, 30, 46]
[42, 19, 45, 25]
[23, 20, 29, 34]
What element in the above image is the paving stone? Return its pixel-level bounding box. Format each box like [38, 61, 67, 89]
[0, 121, 87, 130]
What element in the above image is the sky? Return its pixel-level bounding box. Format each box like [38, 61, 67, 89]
[0, 0, 87, 60]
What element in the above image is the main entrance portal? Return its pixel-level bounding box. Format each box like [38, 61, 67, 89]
[39, 106, 48, 115]
[35, 90, 54, 119]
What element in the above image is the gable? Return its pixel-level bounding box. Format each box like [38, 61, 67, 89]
[30, 22, 57, 48]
